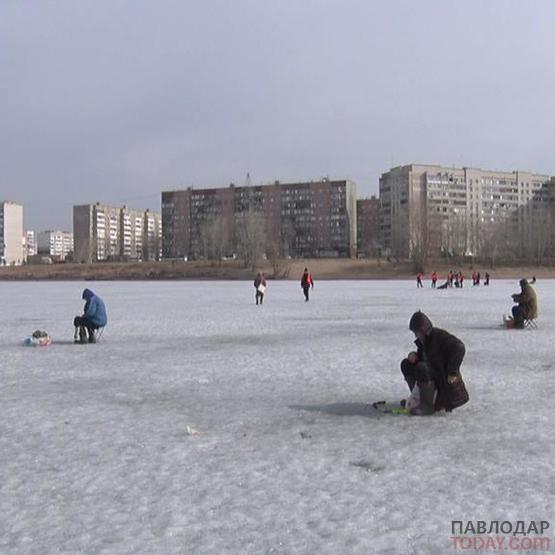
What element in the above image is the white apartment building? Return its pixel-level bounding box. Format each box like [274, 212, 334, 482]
[121, 206, 144, 260]
[37, 230, 74, 260]
[0, 202, 24, 265]
[24, 230, 37, 257]
[73, 203, 161, 263]
[144, 209, 162, 261]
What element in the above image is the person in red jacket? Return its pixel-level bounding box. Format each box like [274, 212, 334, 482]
[431, 271, 438, 288]
[301, 268, 314, 301]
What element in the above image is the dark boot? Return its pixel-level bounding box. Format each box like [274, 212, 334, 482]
[404, 375, 416, 393]
[78, 326, 87, 344]
[400, 359, 416, 392]
[410, 381, 435, 416]
[88, 329, 96, 343]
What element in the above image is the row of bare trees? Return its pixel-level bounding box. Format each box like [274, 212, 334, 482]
[472, 204, 555, 266]
[198, 210, 292, 277]
[409, 201, 555, 271]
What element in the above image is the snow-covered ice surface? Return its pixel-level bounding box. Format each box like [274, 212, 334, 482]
[1, 280, 554, 554]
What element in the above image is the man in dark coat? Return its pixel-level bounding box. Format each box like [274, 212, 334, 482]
[400, 311, 466, 415]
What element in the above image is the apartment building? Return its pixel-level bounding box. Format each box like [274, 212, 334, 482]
[73, 203, 161, 263]
[24, 230, 37, 257]
[120, 207, 145, 260]
[379, 164, 551, 258]
[37, 230, 74, 260]
[0, 201, 24, 265]
[143, 209, 162, 261]
[356, 196, 380, 257]
[161, 179, 357, 260]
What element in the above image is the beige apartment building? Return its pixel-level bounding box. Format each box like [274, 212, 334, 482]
[0, 201, 24, 265]
[379, 164, 552, 258]
[74, 203, 161, 263]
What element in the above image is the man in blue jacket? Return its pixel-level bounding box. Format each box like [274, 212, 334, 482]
[73, 288, 108, 344]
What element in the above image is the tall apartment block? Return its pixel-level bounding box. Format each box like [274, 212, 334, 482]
[120, 207, 146, 261]
[73, 203, 161, 263]
[521, 175, 555, 257]
[356, 196, 380, 257]
[162, 179, 357, 259]
[24, 230, 37, 257]
[0, 201, 24, 265]
[37, 230, 74, 260]
[142, 209, 162, 261]
[379, 164, 551, 258]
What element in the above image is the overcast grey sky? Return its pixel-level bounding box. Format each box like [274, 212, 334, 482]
[2, 1, 555, 229]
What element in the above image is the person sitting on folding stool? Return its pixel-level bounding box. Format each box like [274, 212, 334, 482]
[74, 288, 108, 343]
[506, 279, 538, 329]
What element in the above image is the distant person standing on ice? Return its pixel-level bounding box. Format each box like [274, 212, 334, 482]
[416, 272, 423, 288]
[484, 272, 491, 286]
[300, 268, 314, 301]
[400, 311, 468, 415]
[254, 272, 267, 305]
[431, 271, 438, 288]
[74, 288, 107, 344]
[458, 272, 464, 288]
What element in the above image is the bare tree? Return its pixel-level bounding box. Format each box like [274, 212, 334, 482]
[197, 214, 233, 264]
[450, 210, 468, 258]
[478, 216, 511, 268]
[266, 238, 291, 278]
[265, 222, 292, 279]
[280, 218, 296, 258]
[198, 218, 212, 261]
[235, 210, 267, 270]
[409, 200, 429, 273]
[525, 202, 553, 264]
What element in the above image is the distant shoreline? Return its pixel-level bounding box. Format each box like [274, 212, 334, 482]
[0, 259, 552, 281]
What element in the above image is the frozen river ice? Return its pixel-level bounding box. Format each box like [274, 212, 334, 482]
[1, 279, 554, 554]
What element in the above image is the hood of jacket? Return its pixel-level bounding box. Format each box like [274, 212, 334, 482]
[82, 288, 95, 301]
[409, 310, 433, 335]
